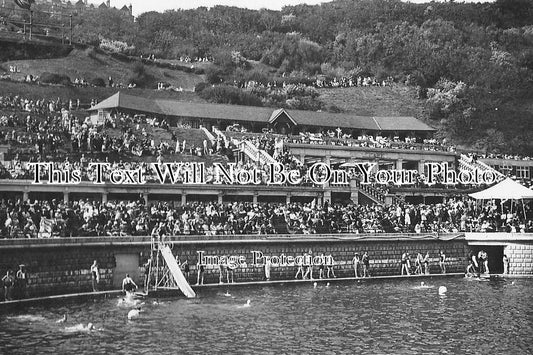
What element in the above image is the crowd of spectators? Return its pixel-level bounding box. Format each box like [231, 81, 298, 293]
[314, 75, 394, 88]
[287, 131, 455, 153]
[1, 96, 230, 168]
[0, 197, 531, 239]
[470, 152, 533, 162]
[231, 75, 394, 91]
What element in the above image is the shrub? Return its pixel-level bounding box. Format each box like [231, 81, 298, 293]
[40, 72, 71, 86]
[205, 66, 225, 84]
[193, 67, 205, 75]
[90, 77, 106, 87]
[199, 85, 263, 106]
[194, 82, 208, 92]
[128, 62, 153, 87]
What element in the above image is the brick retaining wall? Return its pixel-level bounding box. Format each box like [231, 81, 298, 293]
[0, 235, 469, 299]
[504, 243, 533, 275]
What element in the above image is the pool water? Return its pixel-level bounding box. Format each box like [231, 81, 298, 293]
[1, 277, 532, 354]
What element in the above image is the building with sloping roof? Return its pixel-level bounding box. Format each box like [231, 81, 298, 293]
[91, 92, 435, 137]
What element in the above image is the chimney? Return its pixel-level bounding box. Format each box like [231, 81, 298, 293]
[129, 3, 132, 16]
[106, 0, 110, 7]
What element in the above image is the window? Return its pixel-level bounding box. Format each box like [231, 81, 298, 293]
[516, 166, 530, 179]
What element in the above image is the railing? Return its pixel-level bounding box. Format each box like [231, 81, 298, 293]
[287, 135, 455, 153]
[357, 180, 385, 204]
[0, 233, 467, 248]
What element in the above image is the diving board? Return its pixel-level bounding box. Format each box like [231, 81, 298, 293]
[159, 244, 196, 298]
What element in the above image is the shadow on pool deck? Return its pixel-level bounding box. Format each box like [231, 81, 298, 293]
[1, 273, 530, 309]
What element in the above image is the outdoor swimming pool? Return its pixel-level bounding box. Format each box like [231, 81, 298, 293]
[1, 277, 532, 354]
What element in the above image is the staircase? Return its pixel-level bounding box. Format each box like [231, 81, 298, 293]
[355, 179, 403, 206]
[459, 154, 505, 180]
[200, 126, 216, 145]
[233, 139, 277, 167]
[212, 127, 229, 148]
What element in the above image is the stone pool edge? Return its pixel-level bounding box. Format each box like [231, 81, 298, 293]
[3, 272, 529, 309]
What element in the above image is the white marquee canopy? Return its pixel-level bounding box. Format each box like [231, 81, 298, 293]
[469, 178, 533, 200]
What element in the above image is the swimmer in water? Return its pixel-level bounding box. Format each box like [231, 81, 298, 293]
[127, 307, 142, 320]
[122, 274, 138, 295]
[64, 323, 96, 333]
[56, 314, 68, 323]
[243, 300, 251, 307]
[224, 290, 231, 297]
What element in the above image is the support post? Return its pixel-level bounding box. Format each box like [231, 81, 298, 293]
[396, 159, 403, 170]
[418, 160, 426, 175]
[29, 10, 33, 40]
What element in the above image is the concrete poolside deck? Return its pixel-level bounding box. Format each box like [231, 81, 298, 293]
[4, 272, 524, 309]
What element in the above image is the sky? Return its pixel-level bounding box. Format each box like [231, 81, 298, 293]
[100, 0, 494, 17]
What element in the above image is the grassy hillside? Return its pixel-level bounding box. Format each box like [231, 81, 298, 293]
[317, 85, 425, 118]
[2, 47, 205, 91]
[0, 80, 206, 105]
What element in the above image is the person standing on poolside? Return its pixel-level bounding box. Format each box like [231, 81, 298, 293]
[264, 257, 271, 281]
[481, 251, 489, 275]
[318, 253, 325, 279]
[16, 264, 29, 299]
[303, 251, 313, 280]
[466, 251, 477, 277]
[423, 252, 430, 275]
[2, 270, 15, 301]
[295, 253, 306, 279]
[143, 258, 152, 291]
[196, 264, 205, 285]
[227, 263, 235, 283]
[90, 260, 100, 292]
[503, 254, 510, 274]
[353, 253, 361, 278]
[326, 253, 336, 278]
[439, 250, 446, 274]
[181, 260, 190, 283]
[401, 252, 410, 275]
[218, 264, 225, 284]
[415, 253, 423, 275]
[362, 252, 370, 277]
